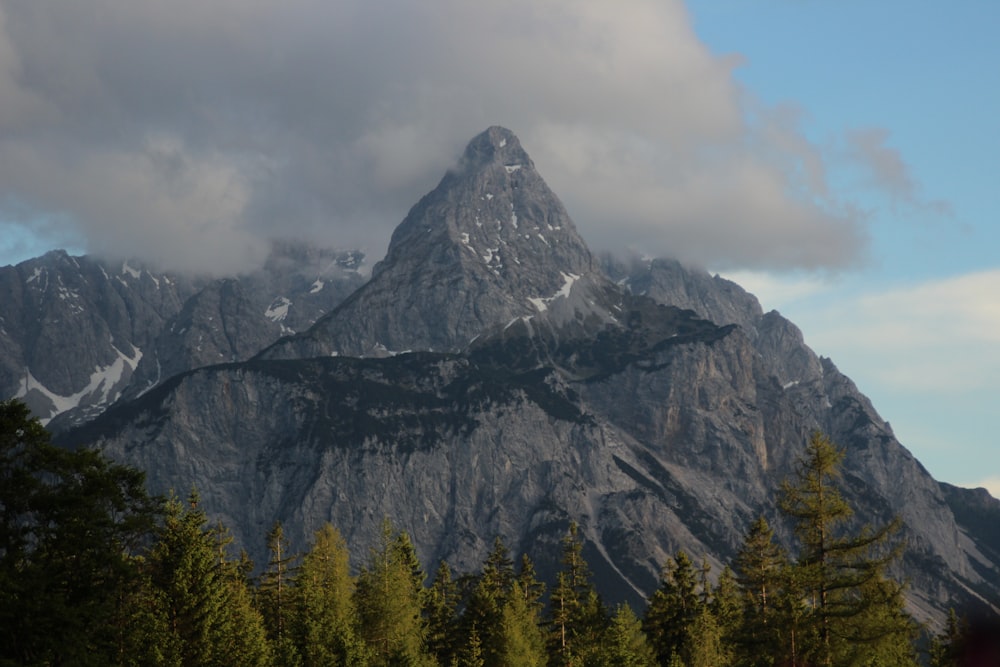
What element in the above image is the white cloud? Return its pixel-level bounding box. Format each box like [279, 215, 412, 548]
[785, 269, 1000, 393]
[0, 0, 877, 274]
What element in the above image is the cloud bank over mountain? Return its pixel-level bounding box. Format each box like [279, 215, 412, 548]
[0, 0, 926, 275]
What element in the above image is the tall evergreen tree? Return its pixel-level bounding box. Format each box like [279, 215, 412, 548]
[597, 604, 657, 667]
[464, 536, 517, 665]
[260, 519, 299, 658]
[494, 581, 548, 667]
[425, 560, 460, 666]
[732, 516, 788, 666]
[547, 522, 607, 667]
[0, 399, 159, 665]
[145, 491, 271, 666]
[779, 431, 914, 667]
[353, 519, 433, 666]
[293, 523, 366, 667]
[642, 550, 702, 666]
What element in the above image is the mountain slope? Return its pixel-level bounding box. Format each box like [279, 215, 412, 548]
[46, 127, 1000, 627]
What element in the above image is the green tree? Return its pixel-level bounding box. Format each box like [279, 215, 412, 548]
[425, 560, 460, 666]
[642, 550, 702, 666]
[464, 536, 516, 665]
[547, 522, 607, 666]
[494, 581, 547, 666]
[260, 520, 299, 660]
[0, 399, 159, 665]
[596, 604, 656, 667]
[732, 516, 788, 666]
[293, 523, 367, 666]
[145, 491, 271, 666]
[354, 519, 433, 666]
[779, 431, 914, 667]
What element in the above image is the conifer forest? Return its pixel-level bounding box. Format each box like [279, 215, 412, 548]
[1, 399, 995, 666]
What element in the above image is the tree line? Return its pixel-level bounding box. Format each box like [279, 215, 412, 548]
[0, 398, 991, 666]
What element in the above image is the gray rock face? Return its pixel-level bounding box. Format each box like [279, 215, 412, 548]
[1, 243, 364, 428]
[263, 126, 607, 359]
[27, 126, 1000, 628]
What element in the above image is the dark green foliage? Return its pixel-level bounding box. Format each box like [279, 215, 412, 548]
[778, 431, 917, 667]
[546, 522, 608, 666]
[643, 550, 703, 665]
[145, 491, 271, 666]
[259, 520, 299, 652]
[0, 398, 159, 666]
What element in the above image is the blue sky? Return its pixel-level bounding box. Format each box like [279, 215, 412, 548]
[0, 0, 996, 495]
[688, 1, 999, 495]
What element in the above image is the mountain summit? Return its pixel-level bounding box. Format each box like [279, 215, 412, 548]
[264, 126, 607, 359]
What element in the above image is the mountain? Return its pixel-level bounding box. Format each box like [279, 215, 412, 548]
[9, 126, 998, 627]
[0, 243, 364, 429]
[262, 126, 612, 359]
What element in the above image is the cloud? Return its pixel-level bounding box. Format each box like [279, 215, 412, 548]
[789, 269, 1000, 393]
[845, 128, 953, 216]
[0, 0, 875, 274]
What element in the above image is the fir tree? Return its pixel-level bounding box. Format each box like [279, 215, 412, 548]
[293, 523, 366, 667]
[547, 522, 607, 666]
[494, 581, 547, 667]
[259, 519, 299, 657]
[732, 516, 788, 666]
[598, 604, 657, 667]
[145, 491, 271, 666]
[0, 399, 159, 665]
[643, 550, 702, 665]
[425, 560, 460, 666]
[353, 519, 433, 666]
[779, 431, 914, 667]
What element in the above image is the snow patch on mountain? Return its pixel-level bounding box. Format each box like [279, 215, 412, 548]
[15, 343, 142, 424]
[265, 297, 292, 322]
[528, 272, 580, 312]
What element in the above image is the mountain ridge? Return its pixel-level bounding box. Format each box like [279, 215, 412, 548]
[4, 126, 996, 627]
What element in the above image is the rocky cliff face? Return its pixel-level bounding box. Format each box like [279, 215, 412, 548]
[1, 243, 364, 428]
[22, 126, 1000, 626]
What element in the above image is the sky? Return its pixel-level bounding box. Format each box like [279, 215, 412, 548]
[0, 1, 996, 496]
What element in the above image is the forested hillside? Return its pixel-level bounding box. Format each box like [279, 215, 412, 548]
[4, 399, 996, 666]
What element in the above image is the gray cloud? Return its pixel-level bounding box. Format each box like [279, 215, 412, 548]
[846, 127, 953, 217]
[0, 0, 873, 274]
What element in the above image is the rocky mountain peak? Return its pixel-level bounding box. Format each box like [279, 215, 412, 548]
[265, 127, 608, 359]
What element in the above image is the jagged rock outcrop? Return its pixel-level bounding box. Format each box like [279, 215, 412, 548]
[30, 126, 1000, 627]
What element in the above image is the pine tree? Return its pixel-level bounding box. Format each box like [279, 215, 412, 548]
[464, 536, 516, 665]
[354, 519, 433, 666]
[293, 523, 366, 666]
[732, 516, 788, 666]
[0, 399, 159, 665]
[779, 431, 914, 667]
[425, 560, 460, 666]
[546, 522, 607, 666]
[260, 520, 300, 659]
[711, 566, 742, 665]
[145, 491, 271, 666]
[494, 581, 548, 667]
[515, 552, 546, 616]
[598, 604, 657, 667]
[642, 550, 702, 665]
